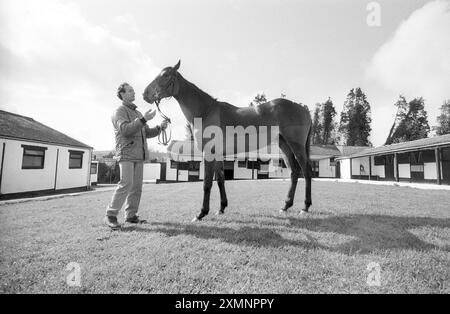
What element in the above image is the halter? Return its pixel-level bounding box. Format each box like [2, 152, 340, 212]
[154, 98, 172, 146]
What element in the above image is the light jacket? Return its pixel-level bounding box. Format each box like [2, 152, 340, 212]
[112, 102, 160, 162]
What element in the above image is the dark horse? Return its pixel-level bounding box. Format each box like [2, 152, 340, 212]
[143, 61, 313, 221]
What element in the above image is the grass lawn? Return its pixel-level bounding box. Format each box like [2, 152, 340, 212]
[0, 179, 449, 293]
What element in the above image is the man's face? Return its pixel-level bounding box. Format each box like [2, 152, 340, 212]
[121, 85, 135, 102]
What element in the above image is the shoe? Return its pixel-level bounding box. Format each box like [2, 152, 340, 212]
[104, 216, 121, 229]
[125, 216, 147, 224]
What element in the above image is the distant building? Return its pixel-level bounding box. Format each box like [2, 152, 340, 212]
[337, 134, 450, 185]
[141, 140, 367, 182]
[0, 110, 93, 199]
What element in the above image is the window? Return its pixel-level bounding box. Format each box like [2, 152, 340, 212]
[22, 145, 47, 169]
[69, 150, 84, 169]
[188, 161, 200, 171]
[178, 162, 189, 171]
[238, 160, 247, 168]
[330, 157, 336, 167]
[374, 155, 385, 166]
[90, 163, 98, 174]
[410, 152, 423, 165]
[442, 147, 450, 161]
[397, 153, 410, 164]
[421, 150, 435, 163]
[170, 160, 178, 169]
[411, 165, 424, 172]
[247, 160, 260, 170]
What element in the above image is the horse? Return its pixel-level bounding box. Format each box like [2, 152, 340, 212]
[143, 60, 313, 221]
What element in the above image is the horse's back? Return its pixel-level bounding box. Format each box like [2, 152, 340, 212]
[217, 98, 311, 132]
[263, 98, 311, 126]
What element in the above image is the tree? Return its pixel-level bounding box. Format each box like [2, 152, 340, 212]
[311, 104, 322, 145]
[249, 93, 267, 107]
[435, 100, 450, 135]
[321, 98, 337, 145]
[338, 88, 372, 146]
[310, 98, 337, 145]
[385, 96, 430, 144]
[385, 95, 408, 144]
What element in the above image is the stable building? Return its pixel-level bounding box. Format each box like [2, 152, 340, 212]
[0, 110, 93, 199]
[145, 140, 366, 182]
[337, 134, 450, 185]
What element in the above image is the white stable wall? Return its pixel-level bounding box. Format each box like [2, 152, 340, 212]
[55, 146, 91, 190]
[318, 159, 336, 178]
[398, 164, 411, 179]
[234, 160, 253, 179]
[351, 157, 371, 176]
[339, 158, 351, 179]
[372, 165, 385, 178]
[424, 162, 437, 180]
[143, 163, 161, 181]
[0, 138, 91, 194]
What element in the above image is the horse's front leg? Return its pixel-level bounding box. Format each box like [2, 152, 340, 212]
[215, 161, 228, 215]
[194, 159, 216, 221]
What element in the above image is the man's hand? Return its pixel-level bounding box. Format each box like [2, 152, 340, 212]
[144, 109, 157, 121]
[160, 120, 169, 130]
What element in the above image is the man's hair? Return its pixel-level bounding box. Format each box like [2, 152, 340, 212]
[117, 82, 130, 100]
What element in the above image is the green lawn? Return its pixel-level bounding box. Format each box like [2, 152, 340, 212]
[0, 179, 449, 293]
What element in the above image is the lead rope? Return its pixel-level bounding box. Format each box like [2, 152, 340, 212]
[155, 99, 172, 146]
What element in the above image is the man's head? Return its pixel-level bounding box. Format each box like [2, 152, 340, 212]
[117, 83, 135, 102]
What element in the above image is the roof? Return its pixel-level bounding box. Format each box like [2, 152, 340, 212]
[336, 145, 369, 157]
[310, 145, 341, 158]
[0, 110, 92, 149]
[340, 134, 450, 159]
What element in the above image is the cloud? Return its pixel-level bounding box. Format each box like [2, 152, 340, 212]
[366, 0, 450, 122]
[0, 0, 162, 150]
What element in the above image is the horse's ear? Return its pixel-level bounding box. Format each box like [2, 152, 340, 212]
[173, 60, 181, 72]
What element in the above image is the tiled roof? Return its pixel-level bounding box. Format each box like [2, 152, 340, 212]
[0, 110, 92, 149]
[336, 145, 369, 157]
[340, 134, 450, 159]
[310, 145, 341, 157]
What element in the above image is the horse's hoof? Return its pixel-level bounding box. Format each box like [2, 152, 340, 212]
[279, 208, 288, 214]
[215, 211, 224, 215]
[300, 209, 309, 215]
[191, 216, 201, 222]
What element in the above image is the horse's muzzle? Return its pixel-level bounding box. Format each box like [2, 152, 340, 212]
[143, 92, 154, 104]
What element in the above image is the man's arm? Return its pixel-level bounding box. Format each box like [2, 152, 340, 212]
[145, 125, 161, 138]
[112, 107, 145, 137]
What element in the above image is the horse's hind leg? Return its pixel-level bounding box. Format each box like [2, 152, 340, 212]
[284, 140, 312, 212]
[279, 136, 302, 212]
[215, 161, 228, 215]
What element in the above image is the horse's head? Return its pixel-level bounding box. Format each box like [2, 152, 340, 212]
[143, 60, 181, 104]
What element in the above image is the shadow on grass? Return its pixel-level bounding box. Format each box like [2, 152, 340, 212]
[121, 222, 325, 250]
[233, 213, 450, 254]
[121, 213, 450, 255]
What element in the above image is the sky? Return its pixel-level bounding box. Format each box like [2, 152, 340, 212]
[0, 0, 449, 151]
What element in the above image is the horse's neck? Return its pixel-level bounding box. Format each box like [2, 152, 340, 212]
[175, 74, 215, 123]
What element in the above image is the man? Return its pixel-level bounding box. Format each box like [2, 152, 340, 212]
[105, 82, 168, 229]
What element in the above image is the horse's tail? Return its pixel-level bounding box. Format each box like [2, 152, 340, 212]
[305, 122, 312, 162]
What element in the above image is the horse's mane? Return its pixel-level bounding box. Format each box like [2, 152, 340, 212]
[178, 73, 218, 104]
